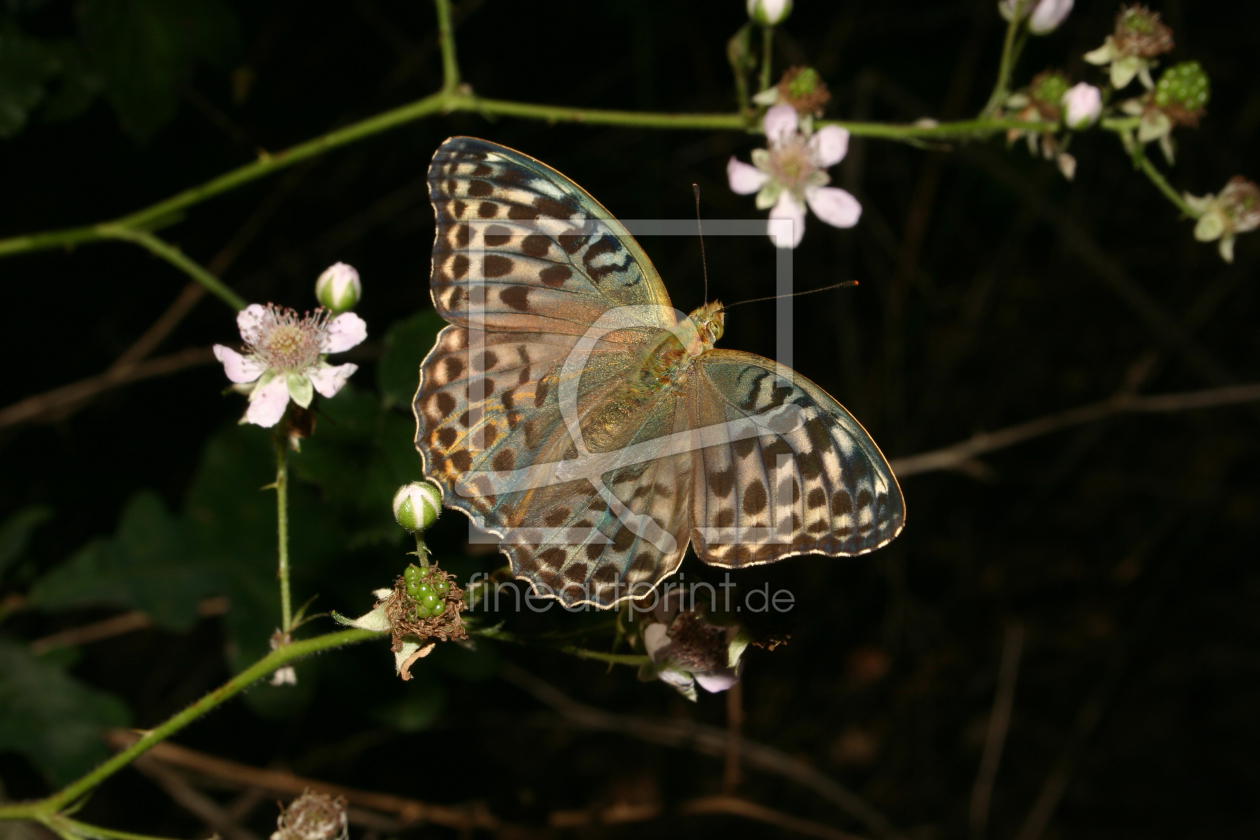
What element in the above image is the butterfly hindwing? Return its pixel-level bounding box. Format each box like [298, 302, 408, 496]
[688, 349, 905, 566]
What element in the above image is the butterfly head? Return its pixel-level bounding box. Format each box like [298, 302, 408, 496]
[689, 300, 725, 348]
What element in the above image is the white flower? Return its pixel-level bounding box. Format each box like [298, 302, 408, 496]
[1184, 176, 1260, 264]
[1062, 82, 1102, 129]
[213, 303, 366, 427]
[747, 0, 791, 26]
[314, 262, 362, 312]
[640, 593, 749, 701]
[727, 104, 861, 248]
[999, 0, 1074, 35]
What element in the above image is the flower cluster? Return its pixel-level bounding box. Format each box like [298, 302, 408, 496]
[1185, 177, 1260, 264]
[1004, 71, 1099, 179]
[728, 104, 861, 248]
[214, 301, 366, 428]
[999, 0, 1074, 36]
[1084, 4, 1174, 90]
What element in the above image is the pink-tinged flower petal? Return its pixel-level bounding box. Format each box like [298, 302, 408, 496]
[1029, 0, 1073, 34]
[245, 376, 291, 427]
[236, 303, 269, 344]
[727, 157, 769, 195]
[308, 363, 358, 398]
[768, 192, 806, 248]
[805, 186, 862, 229]
[643, 623, 672, 662]
[213, 345, 265, 384]
[322, 312, 367, 353]
[810, 125, 850, 167]
[762, 104, 799, 146]
[695, 669, 739, 693]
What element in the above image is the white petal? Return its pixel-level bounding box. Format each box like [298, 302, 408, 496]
[308, 363, 358, 398]
[768, 192, 806, 248]
[245, 376, 290, 427]
[805, 186, 862, 229]
[762, 104, 799, 146]
[809, 125, 850, 167]
[727, 157, 770, 195]
[236, 303, 268, 344]
[695, 668, 739, 693]
[643, 623, 672, 663]
[322, 312, 367, 353]
[1028, 0, 1073, 34]
[213, 345, 264, 384]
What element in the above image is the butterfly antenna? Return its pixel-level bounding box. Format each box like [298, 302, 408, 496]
[693, 183, 709, 304]
[718, 280, 858, 312]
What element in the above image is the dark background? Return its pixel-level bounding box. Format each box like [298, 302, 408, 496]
[2, 0, 1258, 838]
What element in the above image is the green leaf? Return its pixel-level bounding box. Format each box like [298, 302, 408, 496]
[378, 309, 446, 407]
[0, 16, 60, 137]
[293, 388, 421, 546]
[373, 679, 446, 732]
[26, 492, 222, 631]
[0, 639, 129, 785]
[0, 505, 52, 579]
[79, 0, 240, 141]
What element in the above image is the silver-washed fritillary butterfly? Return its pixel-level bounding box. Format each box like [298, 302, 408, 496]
[414, 137, 905, 608]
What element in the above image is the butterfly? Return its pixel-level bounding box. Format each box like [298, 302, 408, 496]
[414, 137, 904, 608]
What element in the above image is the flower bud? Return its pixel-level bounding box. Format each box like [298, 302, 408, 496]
[999, 0, 1073, 35]
[392, 481, 441, 532]
[747, 0, 791, 26]
[1062, 82, 1102, 129]
[315, 262, 362, 312]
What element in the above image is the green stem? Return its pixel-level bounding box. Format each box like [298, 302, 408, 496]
[759, 25, 774, 95]
[98, 227, 247, 311]
[0, 628, 381, 822]
[274, 435, 292, 635]
[1134, 148, 1196, 217]
[50, 817, 181, 840]
[434, 0, 460, 93]
[0, 89, 1052, 271]
[560, 645, 650, 667]
[983, 0, 1029, 117]
[470, 626, 649, 667]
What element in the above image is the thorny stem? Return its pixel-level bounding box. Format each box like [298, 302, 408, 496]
[50, 816, 181, 840]
[983, 0, 1030, 117]
[434, 0, 460, 93]
[472, 625, 650, 667]
[274, 435, 293, 635]
[0, 628, 381, 823]
[1133, 148, 1197, 217]
[759, 25, 774, 96]
[98, 226, 247, 311]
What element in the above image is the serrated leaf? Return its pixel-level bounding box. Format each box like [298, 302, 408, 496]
[378, 309, 445, 407]
[26, 491, 222, 631]
[0, 639, 129, 785]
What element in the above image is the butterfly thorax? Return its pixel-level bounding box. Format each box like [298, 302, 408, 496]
[582, 303, 725, 453]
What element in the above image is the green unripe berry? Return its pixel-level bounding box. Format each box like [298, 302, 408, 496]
[1155, 61, 1209, 111]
